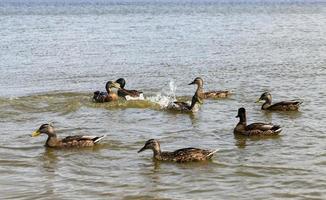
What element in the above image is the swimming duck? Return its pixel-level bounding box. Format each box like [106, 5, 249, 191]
[256, 92, 302, 111]
[93, 81, 121, 103]
[32, 124, 105, 148]
[115, 78, 144, 100]
[194, 77, 229, 99]
[167, 78, 204, 112]
[234, 107, 282, 136]
[138, 139, 218, 162]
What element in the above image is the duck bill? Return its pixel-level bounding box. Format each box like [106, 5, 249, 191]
[112, 82, 121, 89]
[255, 99, 262, 103]
[188, 81, 195, 85]
[138, 146, 146, 153]
[235, 115, 239, 118]
[31, 130, 41, 137]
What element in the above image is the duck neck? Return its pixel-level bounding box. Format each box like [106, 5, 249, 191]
[189, 95, 200, 112]
[106, 87, 112, 94]
[189, 84, 203, 111]
[45, 133, 58, 148]
[152, 145, 162, 160]
[238, 113, 247, 126]
[195, 83, 204, 94]
[262, 98, 272, 109]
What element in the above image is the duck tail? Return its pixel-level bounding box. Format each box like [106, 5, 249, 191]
[272, 125, 282, 133]
[206, 148, 219, 157]
[93, 135, 106, 144]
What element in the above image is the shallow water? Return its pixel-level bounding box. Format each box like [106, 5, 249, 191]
[1, 0, 326, 199]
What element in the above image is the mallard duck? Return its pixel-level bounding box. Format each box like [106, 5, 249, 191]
[93, 81, 121, 103]
[234, 107, 282, 136]
[138, 139, 218, 162]
[115, 78, 144, 100]
[192, 77, 229, 99]
[32, 124, 105, 148]
[167, 78, 204, 112]
[256, 92, 302, 111]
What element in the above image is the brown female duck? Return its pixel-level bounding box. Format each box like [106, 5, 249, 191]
[93, 81, 121, 103]
[256, 92, 302, 111]
[32, 124, 105, 148]
[115, 78, 144, 100]
[138, 139, 218, 162]
[167, 78, 204, 112]
[234, 108, 282, 136]
[193, 77, 229, 99]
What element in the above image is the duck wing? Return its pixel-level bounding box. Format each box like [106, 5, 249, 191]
[171, 148, 216, 162]
[167, 101, 191, 111]
[245, 123, 282, 136]
[60, 135, 105, 147]
[118, 89, 144, 100]
[268, 100, 302, 111]
[246, 123, 275, 131]
[204, 90, 229, 98]
[118, 89, 143, 97]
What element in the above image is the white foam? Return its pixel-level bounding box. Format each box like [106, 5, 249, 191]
[145, 80, 178, 108]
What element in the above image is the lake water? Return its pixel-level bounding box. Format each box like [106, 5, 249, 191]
[0, 0, 326, 199]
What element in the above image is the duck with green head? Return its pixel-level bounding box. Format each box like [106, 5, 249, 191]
[256, 92, 302, 111]
[167, 77, 204, 112]
[115, 78, 144, 100]
[32, 123, 105, 148]
[138, 139, 218, 162]
[234, 107, 282, 136]
[93, 81, 121, 103]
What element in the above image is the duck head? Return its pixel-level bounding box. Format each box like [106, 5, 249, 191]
[138, 139, 161, 153]
[105, 81, 121, 92]
[189, 77, 203, 87]
[256, 92, 272, 103]
[236, 107, 247, 123]
[32, 123, 55, 137]
[115, 78, 126, 89]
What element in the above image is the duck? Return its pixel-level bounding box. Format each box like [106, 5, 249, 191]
[256, 92, 302, 111]
[32, 123, 105, 148]
[167, 78, 204, 112]
[234, 107, 282, 136]
[93, 81, 121, 103]
[115, 78, 144, 100]
[194, 77, 229, 99]
[138, 139, 218, 162]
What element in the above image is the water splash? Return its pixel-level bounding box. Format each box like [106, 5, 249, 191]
[146, 80, 177, 108]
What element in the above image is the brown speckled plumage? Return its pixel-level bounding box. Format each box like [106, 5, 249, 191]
[138, 139, 217, 162]
[192, 77, 230, 99]
[234, 108, 282, 136]
[257, 92, 302, 111]
[201, 90, 230, 99]
[93, 81, 120, 103]
[32, 124, 105, 148]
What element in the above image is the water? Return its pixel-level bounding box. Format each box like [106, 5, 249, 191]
[1, 0, 326, 199]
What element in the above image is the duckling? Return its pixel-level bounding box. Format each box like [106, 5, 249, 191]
[32, 124, 105, 148]
[234, 107, 282, 136]
[193, 77, 229, 99]
[115, 78, 144, 100]
[138, 139, 218, 162]
[256, 92, 302, 111]
[167, 78, 204, 112]
[93, 81, 121, 103]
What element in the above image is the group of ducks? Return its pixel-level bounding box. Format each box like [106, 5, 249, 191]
[31, 77, 302, 163]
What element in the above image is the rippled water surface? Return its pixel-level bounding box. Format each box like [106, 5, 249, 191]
[0, 0, 326, 199]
